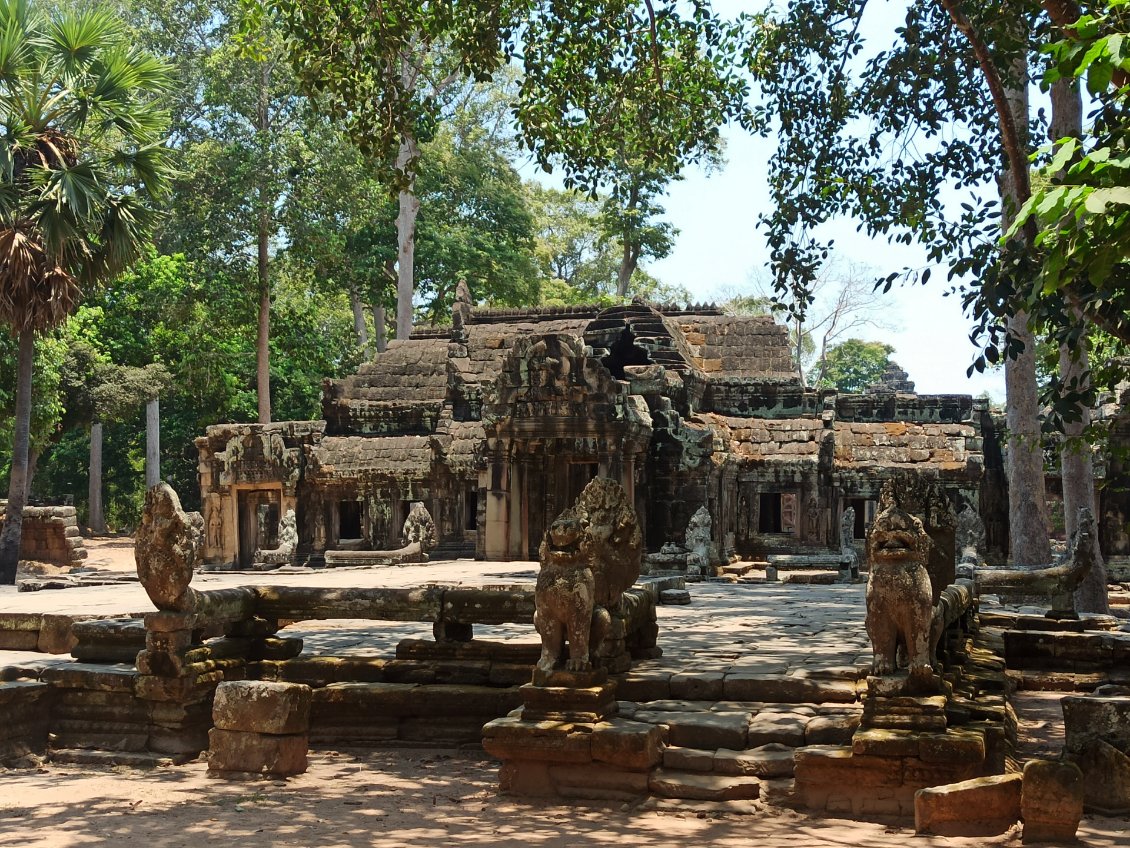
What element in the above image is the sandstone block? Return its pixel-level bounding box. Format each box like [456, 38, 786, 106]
[207, 728, 308, 777]
[669, 671, 725, 701]
[914, 774, 1022, 836]
[1021, 759, 1083, 844]
[918, 729, 985, 764]
[852, 728, 918, 757]
[1072, 738, 1130, 815]
[794, 746, 904, 788]
[665, 712, 749, 750]
[481, 718, 593, 764]
[648, 768, 760, 801]
[723, 673, 856, 704]
[663, 746, 714, 772]
[591, 718, 663, 769]
[805, 713, 859, 745]
[1062, 695, 1130, 755]
[613, 672, 671, 702]
[550, 763, 650, 800]
[746, 711, 808, 747]
[714, 743, 795, 778]
[213, 681, 312, 735]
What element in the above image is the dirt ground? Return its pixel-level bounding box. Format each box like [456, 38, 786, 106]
[6, 542, 1128, 846]
[1, 748, 1126, 848]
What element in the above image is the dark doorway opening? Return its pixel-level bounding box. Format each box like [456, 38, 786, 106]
[759, 493, 783, 533]
[849, 498, 867, 539]
[465, 487, 478, 531]
[237, 489, 280, 568]
[601, 328, 651, 379]
[339, 500, 362, 539]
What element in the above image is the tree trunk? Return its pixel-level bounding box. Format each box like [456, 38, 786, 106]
[146, 398, 161, 489]
[88, 420, 105, 533]
[1000, 52, 1052, 567]
[938, 0, 1049, 564]
[255, 62, 272, 425]
[0, 329, 35, 583]
[615, 183, 641, 298]
[373, 304, 387, 353]
[616, 241, 639, 298]
[395, 133, 420, 341]
[349, 285, 370, 356]
[1050, 76, 1109, 611]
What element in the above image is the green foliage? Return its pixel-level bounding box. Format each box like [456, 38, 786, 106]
[817, 338, 895, 393]
[1008, 2, 1130, 362]
[0, 330, 65, 479]
[751, 0, 1024, 362]
[527, 182, 690, 305]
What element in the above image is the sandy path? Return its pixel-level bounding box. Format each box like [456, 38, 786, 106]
[2, 748, 1126, 848]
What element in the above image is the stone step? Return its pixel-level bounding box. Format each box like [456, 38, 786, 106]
[647, 767, 761, 801]
[49, 748, 197, 768]
[664, 742, 798, 778]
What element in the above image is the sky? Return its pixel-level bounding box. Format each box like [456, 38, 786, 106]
[648, 124, 1008, 401]
[520, 0, 1010, 402]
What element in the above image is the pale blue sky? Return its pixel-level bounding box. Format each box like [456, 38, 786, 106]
[645, 0, 1008, 400]
[650, 123, 1008, 400]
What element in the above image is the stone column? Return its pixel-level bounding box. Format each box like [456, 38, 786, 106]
[145, 398, 160, 488]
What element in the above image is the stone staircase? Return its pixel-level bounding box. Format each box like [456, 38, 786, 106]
[601, 676, 865, 806]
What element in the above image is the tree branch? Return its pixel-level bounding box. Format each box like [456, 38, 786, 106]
[937, 0, 1035, 241]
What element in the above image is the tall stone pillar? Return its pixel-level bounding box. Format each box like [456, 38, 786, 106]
[145, 398, 160, 488]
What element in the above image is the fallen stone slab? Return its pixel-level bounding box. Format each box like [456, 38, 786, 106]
[713, 743, 796, 778]
[1021, 759, 1083, 844]
[648, 768, 760, 801]
[914, 773, 1022, 836]
[660, 589, 691, 605]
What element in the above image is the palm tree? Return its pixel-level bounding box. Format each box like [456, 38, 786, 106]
[0, 0, 174, 584]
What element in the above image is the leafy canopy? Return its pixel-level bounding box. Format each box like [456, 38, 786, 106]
[0, 0, 174, 334]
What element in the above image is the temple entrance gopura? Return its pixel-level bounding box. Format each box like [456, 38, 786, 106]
[195, 288, 991, 569]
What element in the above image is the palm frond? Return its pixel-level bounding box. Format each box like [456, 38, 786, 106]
[0, 226, 80, 332]
[44, 7, 120, 80]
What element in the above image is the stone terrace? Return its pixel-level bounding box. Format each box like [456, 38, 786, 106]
[0, 566, 869, 678]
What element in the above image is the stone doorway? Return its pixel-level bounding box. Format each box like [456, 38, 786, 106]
[237, 489, 280, 568]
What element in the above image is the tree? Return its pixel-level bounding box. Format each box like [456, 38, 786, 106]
[0, 0, 174, 584]
[59, 340, 169, 532]
[262, 0, 749, 325]
[1008, 1, 1130, 350]
[818, 339, 896, 393]
[745, 262, 890, 386]
[752, 0, 1054, 564]
[156, 1, 312, 424]
[528, 182, 690, 306]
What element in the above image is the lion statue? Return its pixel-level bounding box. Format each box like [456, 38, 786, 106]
[534, 477, 642, 676]
[865, 505, 935, 687]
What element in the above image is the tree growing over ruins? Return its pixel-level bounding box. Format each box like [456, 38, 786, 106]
[0, 0, 174, 583]
[750, 0, 1077, 574]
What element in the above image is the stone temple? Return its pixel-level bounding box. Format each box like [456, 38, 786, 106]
[196, 288, 994, 570]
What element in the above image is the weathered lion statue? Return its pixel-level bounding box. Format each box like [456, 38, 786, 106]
[534, 477, 642, 676]
[865, 505, 935, 688]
